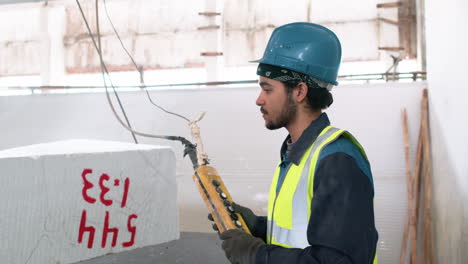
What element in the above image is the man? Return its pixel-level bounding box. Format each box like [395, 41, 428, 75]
[215, 22, 378, 264]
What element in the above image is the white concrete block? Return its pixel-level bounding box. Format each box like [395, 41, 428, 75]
[0, 140, 179, 264]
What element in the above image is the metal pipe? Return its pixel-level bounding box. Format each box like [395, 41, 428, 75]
[0, 72, 427, 91]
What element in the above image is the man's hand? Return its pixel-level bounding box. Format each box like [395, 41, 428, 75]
[219, 229, 264, 264]
[231, 203, 258, 232]
[208, 203, 258, 233]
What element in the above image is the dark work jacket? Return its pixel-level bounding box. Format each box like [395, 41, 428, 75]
[251, 113, 378, 264]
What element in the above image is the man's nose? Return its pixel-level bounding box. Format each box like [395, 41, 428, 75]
[256, 94, 264, 106]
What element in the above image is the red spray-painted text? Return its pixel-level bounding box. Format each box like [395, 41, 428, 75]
[78, 168, 138, 249]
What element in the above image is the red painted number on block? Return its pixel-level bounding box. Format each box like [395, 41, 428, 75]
[78, 210, 95, 249]
[121, 178, 130, 208]
[122, 214, 138, 247]
[99, 173, 113, 206]
[79, 169, 138, 249]
[78, 210, 139, 249]
[81, 169, 96, 204]
[102, 211, 118, 248]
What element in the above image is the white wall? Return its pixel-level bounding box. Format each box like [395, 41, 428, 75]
[0, 82, 425, 263]
[425, 0, 468, 262]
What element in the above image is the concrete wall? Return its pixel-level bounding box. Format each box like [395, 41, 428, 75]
[0, 0, 404, 78]
[0, 0, 43, 4]
[0, 82, 425, 263]
[0, 2, 42, 76]
[425, 0, 468, 262]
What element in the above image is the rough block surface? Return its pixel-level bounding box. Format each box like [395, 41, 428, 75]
[0, 140, 178, 264]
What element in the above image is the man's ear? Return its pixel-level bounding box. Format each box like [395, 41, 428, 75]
[295, 82, 308, 103]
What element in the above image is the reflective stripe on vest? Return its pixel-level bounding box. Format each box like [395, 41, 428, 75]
[266, 126, 377, 263]
[267, 126, 344, 248]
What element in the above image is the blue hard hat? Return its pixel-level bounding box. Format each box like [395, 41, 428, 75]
[251, 22, 342, 85]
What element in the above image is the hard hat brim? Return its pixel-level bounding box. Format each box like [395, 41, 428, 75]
[249, 59, 262, 63]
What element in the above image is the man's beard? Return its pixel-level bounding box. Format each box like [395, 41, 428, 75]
[265, 92, 297, 130]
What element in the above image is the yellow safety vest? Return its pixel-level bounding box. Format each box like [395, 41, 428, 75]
[266, 126, 378, 264]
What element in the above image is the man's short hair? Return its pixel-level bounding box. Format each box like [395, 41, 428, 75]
[283, 79, 333, 110]
[257, 63, 334, 110]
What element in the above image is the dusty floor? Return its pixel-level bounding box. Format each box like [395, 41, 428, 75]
[75, 232, 229, 264]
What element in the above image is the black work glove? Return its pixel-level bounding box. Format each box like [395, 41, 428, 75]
[220, 229, 264, 264]
[231, 203, 258, 232]
[207, 203, 258, 233]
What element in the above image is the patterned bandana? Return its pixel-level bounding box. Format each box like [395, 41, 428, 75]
[256, 63, 326, 90]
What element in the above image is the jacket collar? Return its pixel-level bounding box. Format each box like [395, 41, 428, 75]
[280, 112, 331, 165]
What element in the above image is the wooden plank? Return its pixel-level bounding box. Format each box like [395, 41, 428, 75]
[198, 12, 221, 16]
[420, 89, 434, 264]
[377, 2, 403, 8]
[379, 17, 400, 26]
[400, 109, 412, 264]
[409, 127, 423, 264]
[200, 52, 223, 56]
[409, 94, 425, 264]
[197, 25, 221, 30]
[378, 47, 405, 51]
